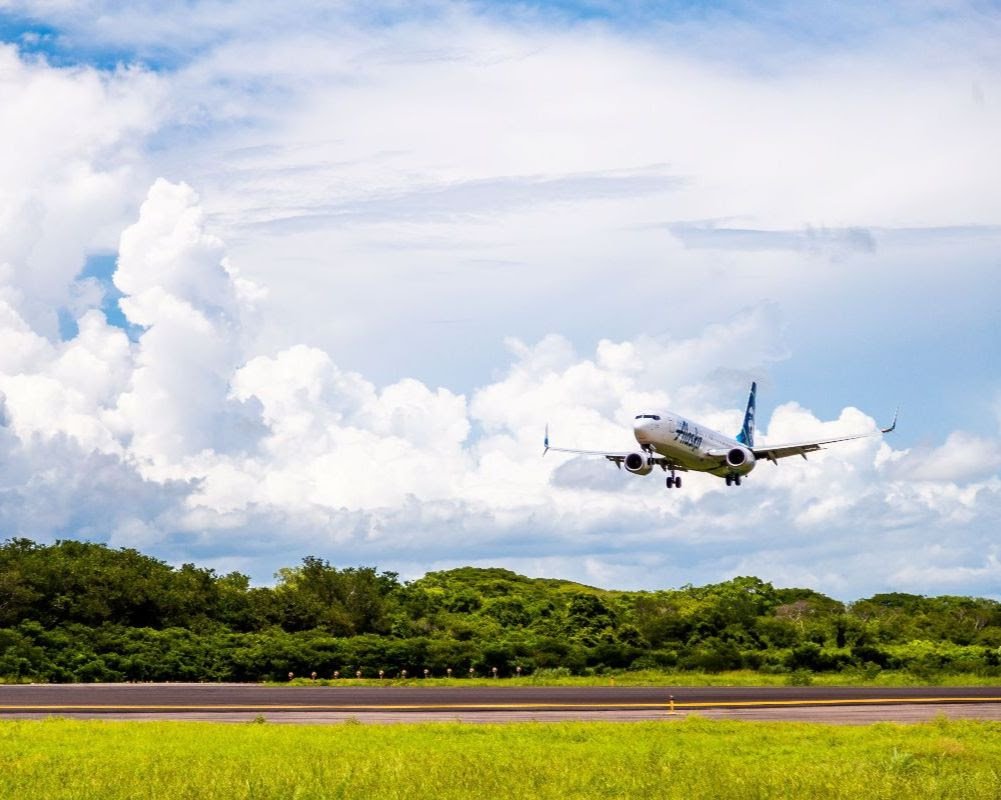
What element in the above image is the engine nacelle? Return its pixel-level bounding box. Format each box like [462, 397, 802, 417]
[726, 446, 756, 468]
[624, 452, 653, 476]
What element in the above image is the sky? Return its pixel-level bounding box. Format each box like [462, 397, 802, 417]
[0, 0, 998, 598]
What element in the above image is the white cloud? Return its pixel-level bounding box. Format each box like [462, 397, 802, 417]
[890, 550, 1001, 591]
[899, 431, 1001, 483]
[0, 8, 998, 598]
[0, 172, 997, 598]
[84, 0, 993, 419]
[0, 45, 162, 335]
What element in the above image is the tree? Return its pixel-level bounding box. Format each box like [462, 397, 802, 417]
[273, 557, 399, 634]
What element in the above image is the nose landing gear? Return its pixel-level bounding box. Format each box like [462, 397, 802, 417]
[666, 469, 682, 489]
[725, 474, 742, 487]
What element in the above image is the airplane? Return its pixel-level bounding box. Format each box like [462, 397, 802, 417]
[543, 382, 896, 489]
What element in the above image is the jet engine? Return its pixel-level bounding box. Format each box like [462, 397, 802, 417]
[624, 452, 653, 476]
[726, 446, 755, 468]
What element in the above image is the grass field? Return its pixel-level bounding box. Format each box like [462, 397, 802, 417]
[2, 717, 1000, 799]
[274, 669, 1001, 688]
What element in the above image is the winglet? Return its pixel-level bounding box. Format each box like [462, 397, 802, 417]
[881, 408, 899, 434]
[543, 424, 549, 456]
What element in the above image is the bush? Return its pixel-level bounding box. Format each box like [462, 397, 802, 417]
[785, 669, 813, 686]
[679, 641, 743, 673]
[786, 643, 848, 672]
[531, 667, 572, 679]
[851, 644, 890, 668]
[74, 658, 123, 683]
[856, 662, 883, 681]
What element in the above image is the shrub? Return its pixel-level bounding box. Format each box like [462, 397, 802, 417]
[785, 669, 813, 686]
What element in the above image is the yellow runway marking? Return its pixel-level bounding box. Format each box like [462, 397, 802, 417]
[3, 697, 1001, 712]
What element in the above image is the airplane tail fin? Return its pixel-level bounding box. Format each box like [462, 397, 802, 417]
[736, 381, 756, 448]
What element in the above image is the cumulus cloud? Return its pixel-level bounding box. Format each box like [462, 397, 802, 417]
[84, 0, 993, 430]
[0, 44, 162, 335]
[109, 179, 266, 469]
[0, 8, 999, 598]
[896, 431, 1001, 483]
[0, 171, 998, 597]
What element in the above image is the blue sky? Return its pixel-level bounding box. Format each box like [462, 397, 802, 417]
[6, 1, 995, 72]
[0, 0, 998, 597]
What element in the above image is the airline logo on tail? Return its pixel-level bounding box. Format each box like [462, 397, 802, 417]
[736, 381, 756, 448]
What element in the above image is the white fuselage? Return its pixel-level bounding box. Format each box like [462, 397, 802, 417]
[545, 381, 890, 490]
[633, 413, 755, 477]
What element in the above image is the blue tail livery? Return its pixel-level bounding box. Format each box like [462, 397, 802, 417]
[735, 381, 756, 447]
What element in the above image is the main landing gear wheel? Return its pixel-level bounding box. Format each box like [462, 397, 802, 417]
[725, 475, 742, 487]
[666, 474, 682, 489]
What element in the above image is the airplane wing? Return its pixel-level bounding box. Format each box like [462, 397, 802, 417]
[751, 412, 897, 464]
[543, 445, 635, 468]
[543, 429, 688, 470]
[545, 446, 689, 470]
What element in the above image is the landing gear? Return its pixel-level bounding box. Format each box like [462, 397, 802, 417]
[665, 470, 682, 489]
[725, 474, 742, 487]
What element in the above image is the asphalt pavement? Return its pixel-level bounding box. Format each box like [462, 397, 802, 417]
[2, 683, 1001, 723]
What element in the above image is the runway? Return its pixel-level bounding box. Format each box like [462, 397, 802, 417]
[3, 683, 1001, 723]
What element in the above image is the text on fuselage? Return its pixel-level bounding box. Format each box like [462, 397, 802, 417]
[674, 420, 703, 449]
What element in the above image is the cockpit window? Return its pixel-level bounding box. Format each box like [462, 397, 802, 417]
[634, 414, 661, 421]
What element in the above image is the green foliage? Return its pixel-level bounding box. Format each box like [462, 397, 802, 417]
[5, 538, 1001, 684]
[785, 669, 814, 686]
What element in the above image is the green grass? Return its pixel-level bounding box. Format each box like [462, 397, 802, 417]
[273, 669, 1001, 688]
[2, 717, 1001, 799]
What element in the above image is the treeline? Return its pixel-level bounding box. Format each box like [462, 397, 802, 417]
[2, 538, 1001, 683]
